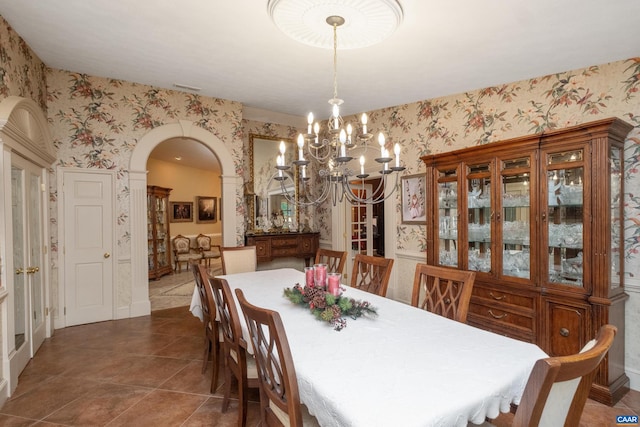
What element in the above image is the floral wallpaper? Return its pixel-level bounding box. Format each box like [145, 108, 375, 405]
[0, 15, 47, 112]
[46, 70, 245, 262]
[312, 59, 640, 279]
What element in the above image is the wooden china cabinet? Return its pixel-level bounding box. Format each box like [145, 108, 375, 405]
[421, 118, 632, 405]
[147, 185, 173, 280]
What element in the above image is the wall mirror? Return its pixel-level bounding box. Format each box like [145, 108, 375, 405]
[248, 134, 299, 232]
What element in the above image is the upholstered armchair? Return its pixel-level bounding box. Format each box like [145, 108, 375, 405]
[172, 234, 202, 272]
[196, 233, 221, 267]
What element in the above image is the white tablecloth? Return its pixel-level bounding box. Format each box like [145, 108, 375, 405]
[190, 268, 547, 427]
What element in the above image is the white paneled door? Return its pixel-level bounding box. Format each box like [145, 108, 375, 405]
[62, 170, 115, 326]
[10, 156, 46, 375]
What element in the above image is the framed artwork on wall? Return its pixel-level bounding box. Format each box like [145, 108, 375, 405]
[197, 196, 217, 223]
[401, 174, 427, 224]
[170, 201, 193, 223]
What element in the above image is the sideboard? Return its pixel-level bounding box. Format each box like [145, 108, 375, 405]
[245, 232, 320, 266]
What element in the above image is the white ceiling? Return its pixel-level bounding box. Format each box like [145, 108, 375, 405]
[1, 0, 639, 168]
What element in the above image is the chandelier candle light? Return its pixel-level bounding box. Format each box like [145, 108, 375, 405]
[274, 15, 405, 206]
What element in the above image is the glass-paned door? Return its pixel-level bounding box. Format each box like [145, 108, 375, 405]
[543, 148, 585, 288]
[437, 168, 458, 267]
[466, 163, 492, 273]
[349, 185, 373, 257]
[11, 157, 46, 363]
[501, 157, 533, 280]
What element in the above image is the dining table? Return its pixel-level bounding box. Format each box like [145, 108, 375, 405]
[190, 267, 548, 427]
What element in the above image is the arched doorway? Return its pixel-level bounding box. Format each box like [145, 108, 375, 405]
[129, 120, 240, 317]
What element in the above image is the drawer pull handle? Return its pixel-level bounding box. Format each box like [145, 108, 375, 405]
[559, 328, 570, 337]
[489, 292, 505, 301]
[488, 309, 508, 319]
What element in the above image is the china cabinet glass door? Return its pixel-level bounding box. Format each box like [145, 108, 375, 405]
[500, 156, 533, 280]
[466, 163, 492, 274]
[543, 147, 585, 288]
[437, 168, 458, 267]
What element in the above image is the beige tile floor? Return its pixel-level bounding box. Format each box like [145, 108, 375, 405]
[1, 267, 638, 426]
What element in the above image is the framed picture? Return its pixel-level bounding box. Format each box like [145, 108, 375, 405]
[401, 174, 427, 224]
[170, 201, 193, 223]
[197, 196, 217, 223]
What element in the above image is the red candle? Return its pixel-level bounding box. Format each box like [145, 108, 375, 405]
[305, 267, 314, 287]
[328, 273, 341, 296]
[314, 264, 327, 288]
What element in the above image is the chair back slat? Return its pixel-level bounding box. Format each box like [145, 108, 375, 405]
[350, 254, 394, 297]
[315, 248, 347, 275]
[411, 264, 475, 323]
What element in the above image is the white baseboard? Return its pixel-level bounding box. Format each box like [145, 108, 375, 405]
[627, 366, 640, 391]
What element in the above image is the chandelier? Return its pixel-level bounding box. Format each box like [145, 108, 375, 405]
[274, 15, 405, 206]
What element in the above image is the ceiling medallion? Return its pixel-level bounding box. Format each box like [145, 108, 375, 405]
[267, 0, 404, 49]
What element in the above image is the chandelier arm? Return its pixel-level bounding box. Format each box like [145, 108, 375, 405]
[306, 141, 333, 163]
[293, 173, 333, 207]
[340, 173, 402, 205]
[342, 174, 386, 203]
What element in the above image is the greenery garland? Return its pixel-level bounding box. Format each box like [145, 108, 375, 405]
[283, 283, 377, 331]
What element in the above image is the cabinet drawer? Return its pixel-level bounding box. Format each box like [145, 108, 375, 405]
[272, 237, 298, 248]
[472, 286, 535, 311]
[272, 247, 299, 257]
[468, 301, 535, 337]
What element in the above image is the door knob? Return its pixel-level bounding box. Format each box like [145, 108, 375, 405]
[26, 266, 40, 274]
[16, 268, 24, 275]
[104, 252, 111, 258]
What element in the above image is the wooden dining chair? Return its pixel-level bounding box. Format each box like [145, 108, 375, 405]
[315, 248, 347, 275]
[235, 289, 320, 427]
[476, 324, 617, 427]
[191, 263, 220, 392]
[350, 254, 394, 297]
[221, 245, 257, 275]
[210, 277, 259, 427]
[411, 263, 476, 323]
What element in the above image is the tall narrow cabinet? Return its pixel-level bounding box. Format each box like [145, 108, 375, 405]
[147, 186, 173, 280]
[421, 118, 632, 405]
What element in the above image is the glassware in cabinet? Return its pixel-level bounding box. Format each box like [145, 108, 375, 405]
[466, 162, 492, 274]
[437, 167, 458, 267]
[500, 156, 533, 280]
[542, 148, 585, 287]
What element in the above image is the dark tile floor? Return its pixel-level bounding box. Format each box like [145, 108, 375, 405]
[1, 304, 638, 426]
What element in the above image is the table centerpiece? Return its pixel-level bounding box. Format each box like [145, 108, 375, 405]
[283, 283, 377, 331]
